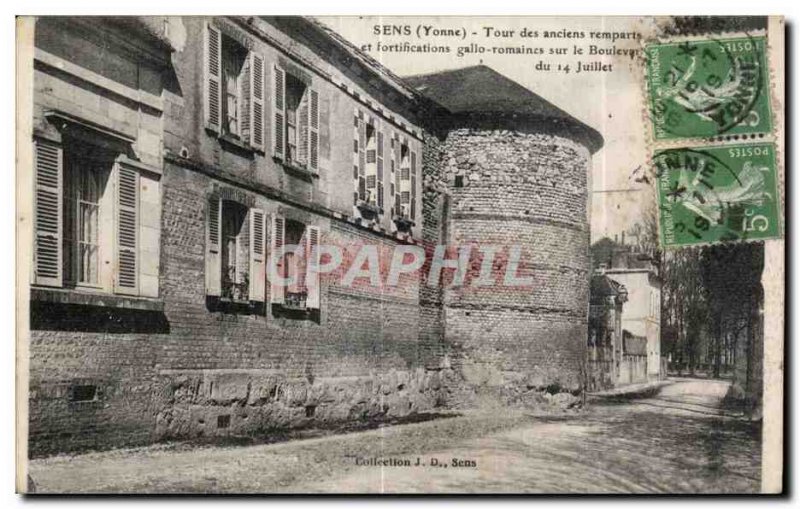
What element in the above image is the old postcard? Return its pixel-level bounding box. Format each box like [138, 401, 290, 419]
[15, 15, 785, 494]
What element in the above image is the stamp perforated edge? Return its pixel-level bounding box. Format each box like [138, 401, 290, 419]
[642, 29, 774, 149]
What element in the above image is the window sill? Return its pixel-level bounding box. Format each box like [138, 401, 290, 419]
[217, 132, 257, 154]
[30, 287, 164, 312]
[206, 295, 262, 314]
[272, 303, 320, 322]
[276, 158, 319, 181]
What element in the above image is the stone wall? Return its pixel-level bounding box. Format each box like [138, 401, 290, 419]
[437, 128, 592, 398]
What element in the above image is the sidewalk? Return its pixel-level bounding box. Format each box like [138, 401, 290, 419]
[587, 379, 673, 399]
[26, 378, 759, 494]
[27, 410, 529, 494]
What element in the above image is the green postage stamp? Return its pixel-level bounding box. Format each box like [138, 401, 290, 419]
[655, 143, 780, 247]
[646, 36, 772, 140]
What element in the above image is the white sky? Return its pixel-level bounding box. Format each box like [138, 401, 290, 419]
[322, 16, 662, 242]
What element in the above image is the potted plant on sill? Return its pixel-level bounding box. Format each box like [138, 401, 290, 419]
[393, 215, 414, 233]
[356, 200, 381, 222]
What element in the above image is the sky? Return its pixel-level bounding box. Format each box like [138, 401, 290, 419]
[321, 16, 663, 242]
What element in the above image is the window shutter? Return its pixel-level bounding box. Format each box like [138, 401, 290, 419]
[32, 139, 63, 287]
[298, 90, 309, 166]
[377, 131, 384, 213]
[240, 56, 251, 142]
[377, 131, 384, 181]
[115, 165, 139, 295]
[205, 195, 222, 296]
[411, 173, 417, 222]
[272, 65, 286, 159]
[249, 52, 265, 151]
[352, 112, 360, 206]
[358, 119, 366, 177]
[269, 214, 285, 304]
[358, 176, 366, 202]
[305, 225, 321, 309]
[249, 208, 266, 302]
[309, 89, 320, 171]
[204, 22, 222, 133]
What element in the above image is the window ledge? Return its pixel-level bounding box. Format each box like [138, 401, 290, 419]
[218, 132, 256, 154]
[30, 287, 164, 312]
[277, 158, 319, 180]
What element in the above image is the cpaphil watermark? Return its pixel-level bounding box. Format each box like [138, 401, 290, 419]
[267, 241, 536, 290]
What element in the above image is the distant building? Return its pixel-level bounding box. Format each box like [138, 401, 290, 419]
[590, 236, 663, 386]
[587, 274, 626, 391]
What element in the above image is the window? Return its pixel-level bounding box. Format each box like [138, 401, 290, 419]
[352, 113, 386, 217]
[394, 142, 418, 223]
[398, 143, 411, 218]
[205, 197, 265, 304]
[272, 65, 319, 171]
[285, 74, 307, 166]
[283, 219, 307, 309]
[268, 215, 320, 311]
[32, 135, 157, 297]
[204, 23, 265, 150]
[221, 35, 247, 138]
[364, 122, 377, 205]
[63, 147, 112, 287]
[221, 201, 248, 301]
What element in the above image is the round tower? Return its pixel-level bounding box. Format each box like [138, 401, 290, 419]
[410, 65, 603, 399]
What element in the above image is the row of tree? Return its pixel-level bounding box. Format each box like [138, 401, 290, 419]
[630, 204, 764, 378]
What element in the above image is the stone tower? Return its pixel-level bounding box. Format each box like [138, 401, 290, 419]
[409, 65, 604, 399]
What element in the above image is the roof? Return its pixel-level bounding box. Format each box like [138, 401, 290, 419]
[590, 274, 626, 300]
[405, 65, 603, 152]
[295, 17, 423, 103]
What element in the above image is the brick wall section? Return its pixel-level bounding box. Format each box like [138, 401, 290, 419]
[153, 161, 453, 441]
[439, 129, 591, 395]
[28, 159, 454, 456]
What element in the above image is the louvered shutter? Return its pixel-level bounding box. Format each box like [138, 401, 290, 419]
[250, 53, 265, 151]
[32, 139, 63, 287]
[298, 90, 309, 166]
[269, 214, 285, 304]
[377, 131, 384, 212]
[240, 56, 251, 141]
[358, 176, 366, 202]
[205, 196, 222, 296]
[204, 22, 222, 133]
[305, 225, 321, 309]
[249, 208, 266, 302]
[352, 112, 360, 205]
[272, 65, 286, 159]
[309, 89, 319, 171]
[115, 165, 139, 295]
[394, 136, 402, 217]
[358, 119, 366, 177]
[411, 151, 418, 222]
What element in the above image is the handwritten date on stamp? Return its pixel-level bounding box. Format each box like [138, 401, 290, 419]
[646, 36, 772, 140]
[655, 143, 780, 247]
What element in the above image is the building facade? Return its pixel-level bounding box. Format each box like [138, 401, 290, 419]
[26, 16, 603, 455]
[590, 237, 663, 387]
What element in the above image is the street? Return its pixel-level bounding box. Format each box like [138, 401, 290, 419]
[28, 378, 761, 494]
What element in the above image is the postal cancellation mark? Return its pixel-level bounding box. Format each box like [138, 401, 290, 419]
[646, 36, 772, 140]
[655, 142, 780, 247]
